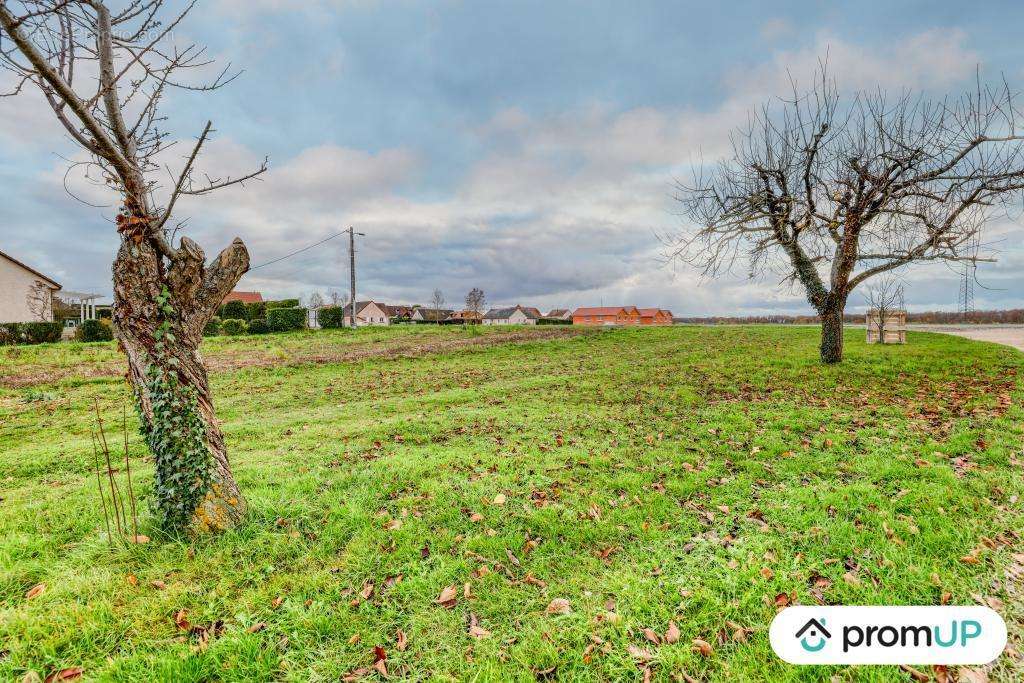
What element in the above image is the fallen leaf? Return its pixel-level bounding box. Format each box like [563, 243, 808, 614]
[959, 668, 988, 683]
[469, 512, 484, 523]
[271, 596, 284, 609]
[174, 609, 191, 631]
[151, 580, 166, 590]
[692, 638, 714, 657]
[436, 584, 458, 608]
[545, 598, 571, 615]
[372, 645, 388, 677]
[25, 583, 46, 600]
[395, 629, 408, 651]
[627, 645, 653, 662]
[642, 628, 660, 645]
[129, 534, 150, 544]
[843, 571, 861, 586]
[248, 622, 267, 633]
[43, 668, 83, 683]
[360, 582, 374, 600]
[469, 624, 491, 639]
[493, 493, 506, 506]
[126, 574, 138, 587]
[760, 567, 774, 580]
[664, 621, 680, 644]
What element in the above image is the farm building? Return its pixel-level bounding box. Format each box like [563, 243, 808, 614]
[638, 308, 674, 325]
[483, 305, 540, 325]
[0, 248, 61, 322]
[545, 309, 572, 321]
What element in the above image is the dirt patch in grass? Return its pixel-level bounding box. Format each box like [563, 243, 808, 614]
[0, 327, 591, 389]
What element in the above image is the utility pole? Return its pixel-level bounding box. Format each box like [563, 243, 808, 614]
[346, 226, 365, 328]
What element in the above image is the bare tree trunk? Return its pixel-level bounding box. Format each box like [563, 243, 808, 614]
[819, 303, 845, 365]
[113, 229, 249, 531]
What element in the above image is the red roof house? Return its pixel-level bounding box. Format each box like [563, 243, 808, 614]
[223, 291, 263, 304]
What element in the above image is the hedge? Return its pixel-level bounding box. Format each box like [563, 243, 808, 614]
[318, 306, 345, 329]
[203, 316, 221, 337]
[245, 301, 266, 321]
[537, 318, 572, 325]
[267, 307, 307, 332]
[220, 300, 247, 321]
[248, 318, 270, 334]
[0, 321, 64, 344]
[0, 323, 20, 345]
[76, 319, 113, 342]
[220, 318, 249, 335]
[266, 299, 300, 310]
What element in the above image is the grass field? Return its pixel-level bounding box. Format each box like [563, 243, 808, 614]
[1, 325, 1022, 681]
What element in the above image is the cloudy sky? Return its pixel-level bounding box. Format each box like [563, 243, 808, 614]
[2, 0, 1024, 314]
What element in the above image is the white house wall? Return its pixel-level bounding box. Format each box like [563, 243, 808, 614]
[0, 256, 55, 322]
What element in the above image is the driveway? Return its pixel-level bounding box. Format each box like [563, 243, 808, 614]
[908, 324, 1024, 352]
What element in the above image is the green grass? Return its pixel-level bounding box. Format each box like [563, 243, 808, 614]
[1, 325, 1022, 681]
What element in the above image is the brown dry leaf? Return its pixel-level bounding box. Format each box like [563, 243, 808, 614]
[692, 638, 714, 657]
[25, 583, 46, 600]
[469, 512, 484, 523]
[174, 609, 191, 631]
[843, 571, 861, 587]
[773, 592, 791, 607]
[493, 493, 506, 506]
[545, 598, 571, 615]
[642, 628, 660, 645]
[129, 534, 150, 544]
[664, 621, 680, 644]
[21, 673, 42, 683]
[43, 668, 83, 683]
[126, 574, 138, 587]
[395, 629, 408, 652]
[961, 552, 981, 565]
[732, 628, 748, 643]
[348, 634, 361, 645]
[271, 596, 284, 609]
[627, 645, 653, 662]
[524, 573, 547, 589]
[760, 567, 774, 580]
[248, 622, 267, 634]
[436, 584, 458, 608]
[360, 582, 374, 600]
[372, 645, 388, 677]
[383, 519, 401, 531]
[468, 623, 491, 639]
[958, 668, 988, 683]
[151, 580, 166, 590]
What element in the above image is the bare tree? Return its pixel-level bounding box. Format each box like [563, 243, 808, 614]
[431, 289, 445, 324]
[327, 289, 344, 308]
[307, 291, 324, 310]
[669, 66, 1024, 363]
[0, 1, 268, 530]
[464, 287, 485, 317]
[25, 279, 53, 321]
[864, 276, 904, 344]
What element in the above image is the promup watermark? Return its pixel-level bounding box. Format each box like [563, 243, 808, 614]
[770, 606, 1007, 665]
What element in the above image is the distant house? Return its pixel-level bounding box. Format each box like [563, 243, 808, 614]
[412, 307, 455, 323]
[344, 300, 390, 326]
[572, 306, 674, 326]
[383, 304, 415, 322]
[638, 308, 674, 325]
[223, 291, 263, 304]
[482, 305, 540, 325]
[572, 306, 640, 326]
[0, 248, 61, 322]
[545, 309, 572, 321]
[449, 310, 483, 324]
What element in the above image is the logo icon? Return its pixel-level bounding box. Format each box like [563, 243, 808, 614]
[795, 618, 831, 652]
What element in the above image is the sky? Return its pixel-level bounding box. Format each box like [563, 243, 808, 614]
[2, 0, 1024, 315]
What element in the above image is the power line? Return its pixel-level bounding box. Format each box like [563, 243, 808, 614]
[248, 231, 346, 271]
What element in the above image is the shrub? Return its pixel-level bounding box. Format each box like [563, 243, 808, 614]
[266, 299, 300, 310]
[0, 322, 22, 345]
[537, 318, 572, 326]
[247, 318, 270, 334]
[203, 317, 222, 337]
[319, 306, 346, 329]
[23, 321, 63, 344]
[267, 307, 307, 332]
[221, 300, 247, 321]
[245, 301, 266, 321]
[220, 318, 248, 335]
[75, 319, 113, 343]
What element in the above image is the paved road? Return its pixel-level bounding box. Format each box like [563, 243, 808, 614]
[907, 324, 1024, 352]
